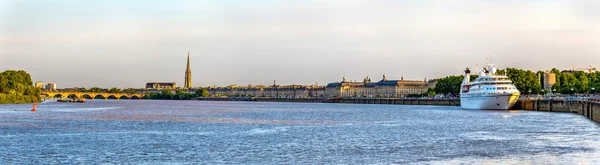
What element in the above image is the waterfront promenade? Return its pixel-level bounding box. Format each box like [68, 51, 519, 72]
[197, 95, 600, 124]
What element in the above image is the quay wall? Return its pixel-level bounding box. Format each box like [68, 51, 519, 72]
[197, 97, 460, 106]
[322, 98, 460, 106]
[197, 97, 599, 123]
[514, 99, 600, 123]
[196, 97, 323, 103]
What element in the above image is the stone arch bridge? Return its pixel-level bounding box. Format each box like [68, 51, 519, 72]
[42, 92, 144, 99]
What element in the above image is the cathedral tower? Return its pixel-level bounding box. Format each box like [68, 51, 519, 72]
[185, 52, 192, 88]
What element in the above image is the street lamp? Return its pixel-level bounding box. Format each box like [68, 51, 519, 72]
[592, 87, 596, 95]
[571, 88, 574, 95]
[541, 89, 545, 96]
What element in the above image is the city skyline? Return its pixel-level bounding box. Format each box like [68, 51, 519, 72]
[1, 1, 600, 88]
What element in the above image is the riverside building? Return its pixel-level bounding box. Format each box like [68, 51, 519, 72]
[206, 81, 325, 98]
[543, 71, 556, 92]
[145, 82, 177, 89]
[45, 82, 57, 91]
[325, 74, 429, 98]
[35, 81, 43, 88]
[184, 52, 192, 89]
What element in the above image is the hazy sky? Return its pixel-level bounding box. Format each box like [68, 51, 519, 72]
[1, 0, 599, 88]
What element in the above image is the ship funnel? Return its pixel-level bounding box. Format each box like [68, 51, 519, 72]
[463, 68, 471, 84]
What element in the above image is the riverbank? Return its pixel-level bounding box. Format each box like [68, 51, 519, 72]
[198, 97, 600, 124]
[196, 97, 324, 102]
[197, 97, 460, 106]
[515, 99, 600, 123]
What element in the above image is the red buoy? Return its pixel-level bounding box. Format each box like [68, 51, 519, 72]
[31, 103, 37, 112]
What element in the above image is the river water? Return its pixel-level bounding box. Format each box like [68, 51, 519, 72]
[1, 100, 599, 164]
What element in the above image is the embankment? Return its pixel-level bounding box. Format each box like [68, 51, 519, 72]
[322, 98, 460, 106]
[514, 99, 600, 123]
[197, 97, 600, 123]
[198, 97, 460, 106]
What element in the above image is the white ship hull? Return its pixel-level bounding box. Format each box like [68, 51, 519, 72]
[460, 93, 520, 110]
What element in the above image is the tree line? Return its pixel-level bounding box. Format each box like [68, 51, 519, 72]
[549, 68, 600, 94]
[0, 70, 41, 104]
[142, 88, 210, 100]
[432, 68, 600, 96]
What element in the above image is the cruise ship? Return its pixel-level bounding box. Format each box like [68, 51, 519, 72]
[460, 62, 520, 110]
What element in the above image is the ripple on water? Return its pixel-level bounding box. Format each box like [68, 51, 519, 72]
[1, 100, 600, 164]
[244, 127, 288, 136]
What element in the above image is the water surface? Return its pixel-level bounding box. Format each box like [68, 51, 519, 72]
[1, 100, 599, 164]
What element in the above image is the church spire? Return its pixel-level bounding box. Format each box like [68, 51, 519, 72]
[185, 51, 192, 88]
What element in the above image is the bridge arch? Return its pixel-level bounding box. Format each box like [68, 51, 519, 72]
[94, 95, 106, 99]
[119, 95, 130, 99]
[107, 95, 119, 99]
[131, 96, 140, 99]
[82, 94, 94, 99]
[52, 94, 64, 98]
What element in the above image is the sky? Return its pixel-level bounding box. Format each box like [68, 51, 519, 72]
[1, 0, 599, 88]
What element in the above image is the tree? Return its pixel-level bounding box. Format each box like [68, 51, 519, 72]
[0, 70, 41, 104]
[78, 88, 88, 92]
[195, 88, 209, 97]
[108, 88, 120, 93]
[123, 88, 137, 94]
[0, 73, 7, 93]
[426, 88, 437, 97]
[89, 87, 102, 93]
[505, 68, 542, 94]
[433, 75, 472, 96]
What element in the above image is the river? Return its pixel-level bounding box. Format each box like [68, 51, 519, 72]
[1, 100, 599, 164]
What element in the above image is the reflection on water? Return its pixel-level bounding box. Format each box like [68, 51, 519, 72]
[1, 100, 599, 164]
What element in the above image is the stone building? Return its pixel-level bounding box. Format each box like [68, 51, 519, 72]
[146, 82, 177, 89]
[543, 71, 556, 92]
[45, 82, 57, 91]
[35, 81, 43, 88]
[184, 52, 192, 88]
[206, 82, 325, 98]
[325, 74, 429, 98]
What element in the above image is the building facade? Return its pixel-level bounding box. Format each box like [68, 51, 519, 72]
[146, 82, 177, 89]
[184, 52, 192, 88]
[45, 82, 57, 91]
[543, 71, 556, 92]
[35, 81, 43, 88]
[325, 75, 429, 98]
[206, 83, 325, 98]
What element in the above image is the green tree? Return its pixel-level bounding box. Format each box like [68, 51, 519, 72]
[108, 88, 120, 93]
[78, 88, 88, 92]
[0, 70, 41, 104]
[426, 88, 437, 97]
[433, 75, 466, 96]
[123, 88, 137, 94]
[505, 68, 542, 94]
[195, 88, 209, 97]
[89, 87, 102, 93]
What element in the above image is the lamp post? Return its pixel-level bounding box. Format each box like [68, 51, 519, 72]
[571, 88, 574, 96]
[592, 87, 596, 95]
[541, 89, 545, 96]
